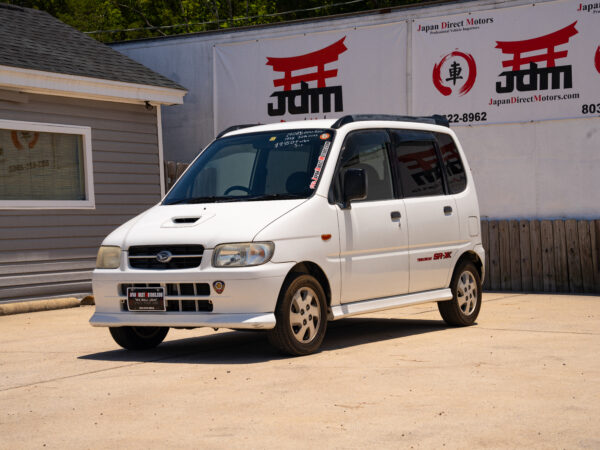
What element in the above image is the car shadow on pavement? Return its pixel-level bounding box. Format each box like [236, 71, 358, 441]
[79, 317, 450, 365]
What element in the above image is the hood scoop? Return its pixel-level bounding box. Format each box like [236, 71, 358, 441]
[160, 211, 216, 228]
[173, 217, 199, 224]
[161, 216, 201, 228]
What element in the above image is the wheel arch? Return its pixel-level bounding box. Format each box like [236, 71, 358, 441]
[280, 261, 332, 308]
[451, 250, 484, 285]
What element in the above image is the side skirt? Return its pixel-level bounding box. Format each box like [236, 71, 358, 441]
[330, 288, 452, 320]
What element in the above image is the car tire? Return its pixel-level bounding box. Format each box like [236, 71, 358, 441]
[109, 326, 169, 350]
[268, 274, 328, 356]
[438, 261, 482, 326]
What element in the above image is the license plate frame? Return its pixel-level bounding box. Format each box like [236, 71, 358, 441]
[126, 287, 166, 312]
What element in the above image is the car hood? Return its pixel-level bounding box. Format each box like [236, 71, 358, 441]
[102, 200, 306, 250]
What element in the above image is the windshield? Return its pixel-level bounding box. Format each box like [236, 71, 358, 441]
[163, 129, 334, 204]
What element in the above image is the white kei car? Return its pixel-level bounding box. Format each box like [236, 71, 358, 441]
[91, 115, 484, 355]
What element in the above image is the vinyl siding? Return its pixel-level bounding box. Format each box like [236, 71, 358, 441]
[0, 93, 161, 302]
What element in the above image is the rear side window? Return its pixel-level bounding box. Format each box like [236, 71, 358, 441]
[338, 130, 394, 202]
[390, 130, 444, 198]
[436, 133, 467, 194]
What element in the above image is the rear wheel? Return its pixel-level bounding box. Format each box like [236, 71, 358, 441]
[438, 261, 481, 326]
[109, 326, 169, 350]
[268, 274, 327, 356]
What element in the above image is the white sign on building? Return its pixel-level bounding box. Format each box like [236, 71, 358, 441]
[214, 0, 600, 132]
[412, 0, 600, 124]
[214, 23, 407, 134]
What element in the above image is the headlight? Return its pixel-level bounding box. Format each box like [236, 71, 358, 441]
[213, 242, 274, 267]
[96, 246, 121, 269]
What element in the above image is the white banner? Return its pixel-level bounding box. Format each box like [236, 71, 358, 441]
[214, 23, 407, 135]
[412, 0, 600, 125]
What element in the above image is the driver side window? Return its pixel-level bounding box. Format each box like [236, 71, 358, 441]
[338, 130, 394, 202]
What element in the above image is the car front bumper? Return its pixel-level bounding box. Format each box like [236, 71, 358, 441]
[89, 311, 276, 330]
[90, 261, 295, 330]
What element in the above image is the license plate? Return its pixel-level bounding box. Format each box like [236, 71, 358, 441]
[127, 287, 166, 312]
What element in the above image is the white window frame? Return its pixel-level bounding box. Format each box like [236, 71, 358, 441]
[0, 119, 95, 209]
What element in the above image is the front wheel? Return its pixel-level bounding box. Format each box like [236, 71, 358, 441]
[438, 261, 482, 326]
[109, 326, 169, 350]
[268, 274, 328, 356]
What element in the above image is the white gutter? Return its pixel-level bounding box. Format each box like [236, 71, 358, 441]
[157, 105, 166, 197]
[0, 64, 186, 105]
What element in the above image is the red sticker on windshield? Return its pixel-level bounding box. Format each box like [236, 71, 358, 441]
[310, 141, 331, 189]
[320, 133, 330, 140]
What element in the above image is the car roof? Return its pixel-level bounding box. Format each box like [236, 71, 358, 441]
[219, 115, 450, 139]
[221, 119, 338, 137]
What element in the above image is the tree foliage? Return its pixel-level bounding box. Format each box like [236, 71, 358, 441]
[7, 0, 429, 42]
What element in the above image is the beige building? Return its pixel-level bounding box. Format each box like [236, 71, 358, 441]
[0, 4, 186, 302]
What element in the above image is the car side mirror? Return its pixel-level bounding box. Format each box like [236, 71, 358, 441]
[341, 168, 367, 209]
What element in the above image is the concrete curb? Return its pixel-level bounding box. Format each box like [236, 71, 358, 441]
[0, 297, 83, 316]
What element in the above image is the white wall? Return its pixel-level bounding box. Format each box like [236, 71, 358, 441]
[113, 0, 600, 219]
[119, 41, 214, 163]
[455, 118, 600, 219]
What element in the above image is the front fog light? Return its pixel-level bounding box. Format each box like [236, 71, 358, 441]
[213, 242, 274, 267]
[96, 246, 121, 269]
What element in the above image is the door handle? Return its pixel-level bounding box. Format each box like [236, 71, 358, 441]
[444, 206, 453, 215]
[390, 211, 401, 220]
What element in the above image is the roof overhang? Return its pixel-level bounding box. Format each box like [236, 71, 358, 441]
[0, 64, 186, 105]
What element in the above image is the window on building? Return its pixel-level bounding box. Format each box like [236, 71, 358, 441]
[0, 120, 94, 209]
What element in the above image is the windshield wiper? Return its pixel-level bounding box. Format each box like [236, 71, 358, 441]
[164, 196, 240, 205]
[243, 193, 306, 201]
[164, 193, 306, 205]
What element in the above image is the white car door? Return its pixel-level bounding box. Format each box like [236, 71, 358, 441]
[389, 129, 460, 293]
[335, 130, 410, 303]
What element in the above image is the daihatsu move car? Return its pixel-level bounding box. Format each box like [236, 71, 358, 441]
[91, 115, 484, 355]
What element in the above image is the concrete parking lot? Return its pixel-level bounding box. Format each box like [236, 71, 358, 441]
[1, 292, 598, 449]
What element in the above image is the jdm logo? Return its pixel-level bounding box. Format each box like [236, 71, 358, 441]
[495, 22, 578, 93]
[432, 51, 477, 96]
[266, 37, 347, 116]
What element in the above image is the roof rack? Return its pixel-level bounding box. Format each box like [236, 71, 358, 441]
[331, 114, 449, 129]
[216, 123, 261, 139]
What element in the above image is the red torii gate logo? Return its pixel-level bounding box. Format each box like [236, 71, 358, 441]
[266, 37, 347, 116]
[495, 22, 578, 93]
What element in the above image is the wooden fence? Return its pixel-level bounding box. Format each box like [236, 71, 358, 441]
[481, 219, 600, 294]
[164, 162, 600, 294]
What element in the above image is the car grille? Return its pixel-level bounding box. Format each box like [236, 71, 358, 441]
[120, 283, 213, 312]
[128, 245, 204, 269]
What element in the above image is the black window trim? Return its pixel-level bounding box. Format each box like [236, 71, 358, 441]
[328, 128, 396, 205]
[433, 136, 451, 196]
[328, 127, 467, 205]
[434, 131, 468, 195]
[388, 128, 449, 200]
